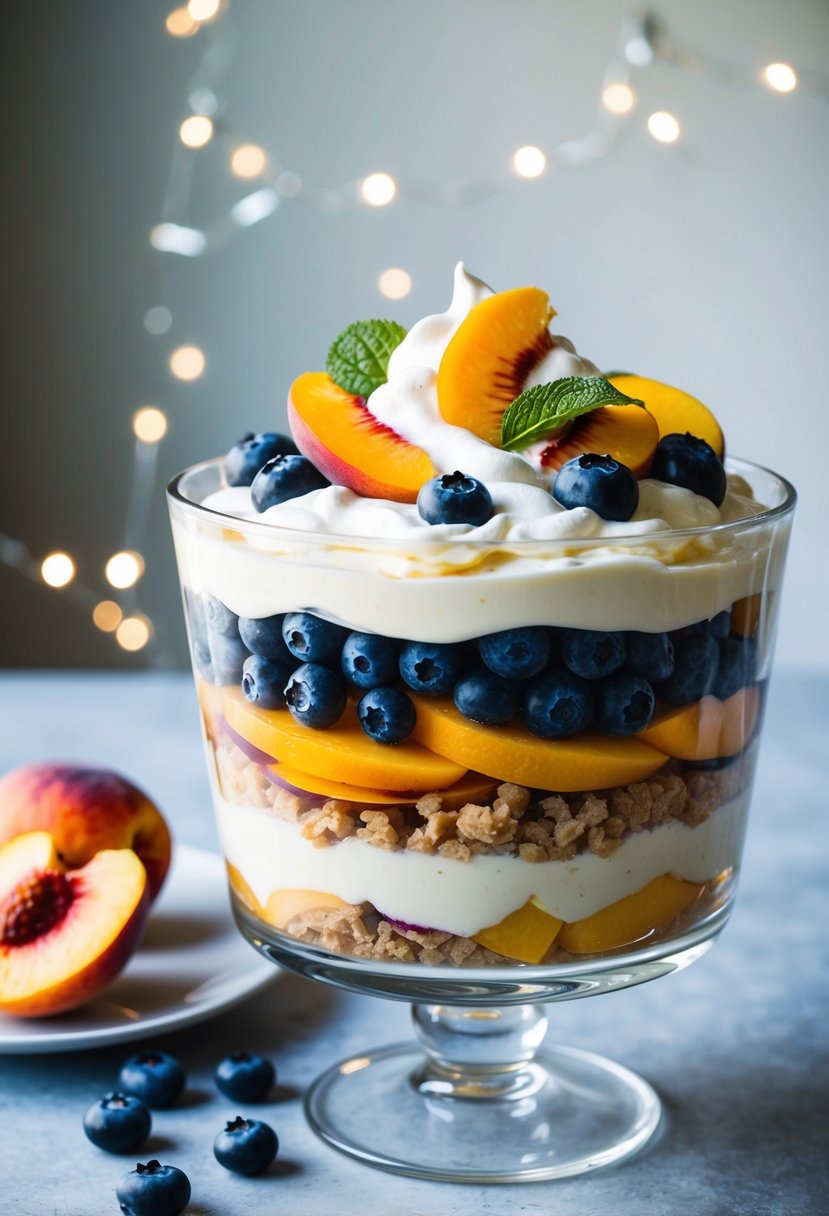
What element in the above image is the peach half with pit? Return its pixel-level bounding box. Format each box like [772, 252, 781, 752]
[0, 830, 150, 1017]
[0, 763, 171, 902]
[287, 371, 436, 503]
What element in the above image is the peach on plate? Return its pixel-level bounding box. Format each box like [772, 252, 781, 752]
[0, 830, 150, 1017]
[0, 762, 172, 901]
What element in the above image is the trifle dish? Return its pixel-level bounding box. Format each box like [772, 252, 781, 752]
[168, 264, 794, 1180]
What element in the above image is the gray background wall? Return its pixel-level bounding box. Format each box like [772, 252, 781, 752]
[2, 0, 827, 672]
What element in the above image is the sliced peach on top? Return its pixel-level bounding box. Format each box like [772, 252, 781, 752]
[287, 371, 435, 503]
[223, 687, 467, 792]
[538, 403, 659, 478]
[437, 287, 555, 445]
[609, 374, 724, 458]
[638, 685, 760, 761]
[557, 874, 704, 954]
[409, 695, 667, 792]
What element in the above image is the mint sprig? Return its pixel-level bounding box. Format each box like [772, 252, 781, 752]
[326, 319, 407, 397]
[500, 376, 644, 451]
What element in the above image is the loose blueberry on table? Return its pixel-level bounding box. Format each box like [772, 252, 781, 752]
[213, 1115, 279, 1175]
[214, 1051, 276, 1103]
[115, 1160, 191, 1216]
[83, 1092, 151, 1154]
[118, 1052, 186, 1110]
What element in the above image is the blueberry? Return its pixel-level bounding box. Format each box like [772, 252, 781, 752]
[203, 594, 238, 638]
[399, 641, 464, 696]
[214, 1115, 278, 1176]
[701, 610, 732, 640]
[453, 670, 520, 725]
[624, 632, 675, 683]
[417, 470, 494, 527]
[522, 671, 594, 739]
[184, 590, 212, 679]
[83, 1093, 151, 1154]
[116, 1160, 191, 1216]
[357, 687, 416, 743]
[713, 635, 758, 700]
[479, 627, 550, 680]
[209, 632, 250, 686]
[215, 1051, 275, 1103]
[657, 634, 720, 705]
[552, 453, 639, 521]
[594, 673, 655, 735]
[282, 612, 349, 664]
[284, 662, 347, 728]
[238, 614, 292, 662]
[341, 632, 399, 689]
[561, 629, 626, 679]
[241, 655, 293, 709]
[225, 431, 300, 487]
[251, 454, 328, 512]
[650, 432, 726, 506]
[118, 1052, 186, 1110]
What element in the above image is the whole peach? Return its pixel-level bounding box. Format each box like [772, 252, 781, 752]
[0, 763, 171, 901]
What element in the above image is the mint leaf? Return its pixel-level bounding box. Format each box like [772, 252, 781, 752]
[500, 377, 644, 451]
[326, 319, 407, 397]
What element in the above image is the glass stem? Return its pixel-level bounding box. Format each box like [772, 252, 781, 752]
[411, 1003, 549, 1100]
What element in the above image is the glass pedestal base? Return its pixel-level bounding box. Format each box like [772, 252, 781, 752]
[305, 1006, 661, 1183]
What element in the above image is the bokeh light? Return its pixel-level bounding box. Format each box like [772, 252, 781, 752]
[132, 407, 168, 444]
[92, 601, 123, 633]
[116, 615, 153, 652]
[230, 144, 267, 179]
[165, 6, 199, 37]
[179, 115, 214, 149]
[647, 111, 681, 143]
[762, 62, 797, 93]
[143, 306, 172, 334]
[188, 0, 220, 19]
[40, 552, 75, 588]
[360, 173, 396, 206]
[602, 82, 636, 114]
[105, 551, 145, 590]
[170, 345, 206, 380]
[512, 146, 547, 178]
[378, 268, 412, 300]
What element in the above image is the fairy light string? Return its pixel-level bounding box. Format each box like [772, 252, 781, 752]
[3, 3, 821, 657]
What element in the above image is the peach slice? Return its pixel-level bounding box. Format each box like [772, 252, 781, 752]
[226, 861, 266, 919]
[609, 374, 724, 457]
[0, 763, 171, 902]
[731, 594, 761, 637]
[538, 403, 659, 478]
[409, 695, 668, 792]
[437, 287, 555, 445]
[223, 687, 467, 792]
[0, 830, 150, 1018]
[287, 372, 435, 503]
[271, 761, 497, 809]
[473, 897, 564, 964]
[638, 685, 760, 761]
[557, 874, 704, 954]
[262, 888, 349, 929]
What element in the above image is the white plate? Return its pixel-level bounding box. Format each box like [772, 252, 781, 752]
[0, 844, 277, 1053]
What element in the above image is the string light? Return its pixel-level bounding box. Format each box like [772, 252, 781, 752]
[179, 114, 214, 148]
[647, 110, 681, 143]
[602, 82, 636, 114]
[378, 268, 412, 300]
[92, 600, 123, 632]
[165, 6, 199, 38]
[40, 552, 76, 588]
[170, 344, 206, 380]
[512, 146, 547, 178]
[133, 406, 168, 443]
[762, 63, 797, 93]
[105, 551, 145, 590]
[230, 143, 267, 179]
[116, 615, 153, 652]
[360, 173, 396, 206]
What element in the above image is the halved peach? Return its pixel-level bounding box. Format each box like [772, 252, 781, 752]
[473, 896, 563, 964]
[223, 688, 467, 792]
[638, 686, 760, 761]
[0, 831, 150, 1018]
[538, 403, 659, 477]
[437, 287, 555, 445]
[271, 760, 497, 809]
[409, 695, 668, 791]
[609, 374, 724, 457]
[557, 874, 704, 954]
[287, 372, 435, 503]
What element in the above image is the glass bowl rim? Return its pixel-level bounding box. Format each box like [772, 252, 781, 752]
[167, 455, 796, 551]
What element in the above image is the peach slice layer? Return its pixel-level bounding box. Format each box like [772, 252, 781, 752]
[609, 374, 724, 457]
[731, 594, 761, 637]
[409, 694, 668, 791]
[270, 761, 497, 810]
[288, 372, 435, 503]
[223, 687, 467, 792]
[473, 897, 564, 964]
[638, 686, 760, 761]
[438, 287, 555, 445]
[557, 874, 704, 955]
[0, 830, 150, 1018]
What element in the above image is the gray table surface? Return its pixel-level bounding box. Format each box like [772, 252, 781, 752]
[0, 670, 826, 1215]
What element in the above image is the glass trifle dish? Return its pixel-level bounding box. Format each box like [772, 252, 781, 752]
[168, 265, 795, 1182]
